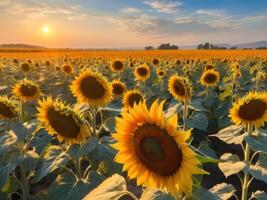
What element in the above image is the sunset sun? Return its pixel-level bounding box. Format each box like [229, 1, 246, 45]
[42, 26, 49, 33]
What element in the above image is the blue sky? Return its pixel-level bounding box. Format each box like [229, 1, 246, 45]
[0, 0, 266, 48]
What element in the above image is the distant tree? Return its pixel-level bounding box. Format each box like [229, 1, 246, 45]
[256, 47, 267, 49]
[230, 47, 238, 50]
[157, 43, 179, 50]
[197, 42, 227, 50]
[145, 46, 154, 50]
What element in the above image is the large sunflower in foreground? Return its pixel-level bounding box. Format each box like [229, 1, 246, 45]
[70, 70, 112, 106]
[168, 75, 192, 101]
[229, 92, 267, 128]
[0, 96, 18, 120]
[200, 69, 220, 87]
[112, 100, 206, 195]
[111, 80, 126, 98]
[37, 97, 89, 144]
[122, 89, 144, 110]
[134, 65, 150, 81]
[12, 79, 41, 102]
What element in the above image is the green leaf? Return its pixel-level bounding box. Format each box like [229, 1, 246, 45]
[32, 145, 70, 183]
[0, 132, 17, 156]
[186, 112, 209, 131]
[1, 176, 19, 194]
[67, 144, 81, 159]
[249, 153, 267, 183]
[212, 125, 244, 144]
[198, 141, 217, 159]
[209, 183, 236, 200]
[188, 186, 220, 200]
[140, 188, 175, 200]
[218, 153, 247, 177]
[250, 190, 267, 200]
[9, 122, 28, 142]
[29, 129, 51, 154]
[83, 174, 130, 200]
[189, 100, 209, 112]
[165, 102, 183, 118]
[80, 137, 99, 156]
[48, 171, 100, 200]
[20, 150, 39, 172]
[244, 133, 267, 153]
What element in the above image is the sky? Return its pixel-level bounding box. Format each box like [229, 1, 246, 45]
[0, 0, 267, 48]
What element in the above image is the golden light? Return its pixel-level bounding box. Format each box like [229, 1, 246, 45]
[42, 26, 49, 33]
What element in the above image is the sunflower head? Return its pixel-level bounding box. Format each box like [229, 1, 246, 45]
[111, 80, 126, 98]
[45, 61, 51, 66]
[37, 97, 89, 144]
[134, 64, 150, 81]
[205, 64, 215, 71]
[112, 100, 206, 195]
[123, 89, 144, 110]
[111, 60, 125, 72]
[152, 58, 160, 66]
[200, 69, 220, 87]
[13, 59, 19, 64]
[21, 63, 31, 72]
[62, 64, 74, 75]
[157, 68, 165, 78]
[0, 96, 19, 120]
[256, 71, 266, 80]
[168, 75, 192, 101]
[230, 92, 267, 128]
[70, 69, 112, 106]
[12, 79, 41, 102]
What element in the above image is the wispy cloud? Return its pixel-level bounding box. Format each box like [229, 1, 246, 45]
[121, 7, 142, 14]
[144, 0, 182, 14]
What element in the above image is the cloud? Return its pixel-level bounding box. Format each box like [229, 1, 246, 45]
[144, 0, 182, 14]
[196, 9, 225, 17]
[121, 7, 142, 14]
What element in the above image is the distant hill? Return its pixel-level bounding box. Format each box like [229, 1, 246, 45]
[0, 44, 46, 49]
[180, 40, 267, 49]
[236, 40, 267, 49]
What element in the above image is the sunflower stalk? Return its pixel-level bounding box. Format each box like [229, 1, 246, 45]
[20, 166, 29, 200]
[75, 157, 82, 180]
[183, 100, 188, 131]
[241, 123, 253, 200]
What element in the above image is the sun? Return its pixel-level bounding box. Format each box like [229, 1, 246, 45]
[42, 26, 49, 33]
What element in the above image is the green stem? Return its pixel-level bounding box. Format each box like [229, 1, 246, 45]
[183, 100, 188, 131]
[20, 166, 29, 200]
[241, 124, 253, 200]
[75, 158, 82, 180]
[92, 107, 97, 137]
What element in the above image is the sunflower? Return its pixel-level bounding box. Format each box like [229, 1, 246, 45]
[62, 64, 74, 75]
[0, 96, 18, 120]
[168, 75, 192, 101]
[111, 80, 126, 98]
[12, 79, 41, 102]
[123, 89, 144, 110]
[111, 60, 125, 72]
[205, 64, 215, 71]
[229, 92, 267, 128]
[157, 68, 165, 77]
[152, 58, 160, 66]
[134, 65, 150, 81]
[21, 63, 31, 72]
[37, 97, 89, 144]
[112, 100, 206, 195]
[70, 70, 112, 106]
[200, 69, 220, 87]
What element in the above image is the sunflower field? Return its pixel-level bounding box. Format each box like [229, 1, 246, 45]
[0, 50, 266, 200]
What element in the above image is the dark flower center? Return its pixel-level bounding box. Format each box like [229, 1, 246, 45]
[238, 99, 266, 121]
[80, 76, 105, 99]
[133, 124, 182, 176]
